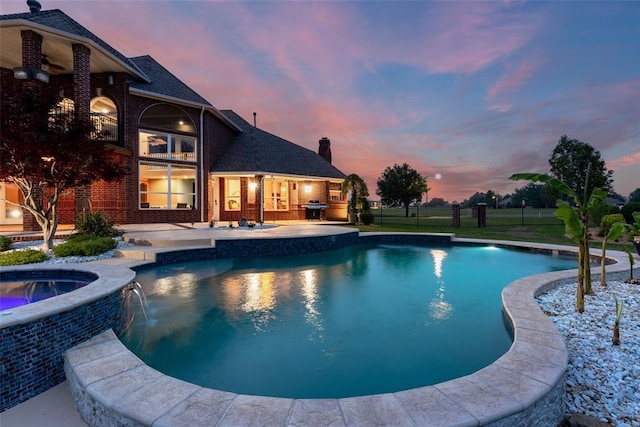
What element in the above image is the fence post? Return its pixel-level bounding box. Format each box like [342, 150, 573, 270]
[452, 203, 460, 228]
[477, 203, 487, 228]
[416, 204, 420, 227]
[521, 200, 525, 226]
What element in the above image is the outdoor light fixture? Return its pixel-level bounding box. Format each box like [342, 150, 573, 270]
[304, 184, 312, 193]
[249, 182, 257, 191]
[13, 66, 49, 83]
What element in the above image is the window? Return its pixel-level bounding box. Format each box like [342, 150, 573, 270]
[329, 182, 343, 201]
[90, 96, 118, 142]
[139, 104, 195, 134]
[264, 178, 288, 211]
[139, 131, 196, 162]
[139, 162, 196, 209]
[225, 179, 241, 211]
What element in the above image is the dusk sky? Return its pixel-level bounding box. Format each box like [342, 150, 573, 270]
[3, 0, 639, 202]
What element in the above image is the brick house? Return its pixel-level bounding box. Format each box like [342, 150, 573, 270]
[0, 2, 347, 230]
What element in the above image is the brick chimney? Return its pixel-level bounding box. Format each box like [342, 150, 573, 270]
[318, 137, 332, 164]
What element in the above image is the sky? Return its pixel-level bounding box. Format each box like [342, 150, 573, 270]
[3, 0, 639, 203]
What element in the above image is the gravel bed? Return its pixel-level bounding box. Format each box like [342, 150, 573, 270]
[9, 238, 134, 264]
[536, 279, 640, 426]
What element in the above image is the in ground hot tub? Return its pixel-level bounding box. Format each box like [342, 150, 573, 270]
[0, 264, 135, 411]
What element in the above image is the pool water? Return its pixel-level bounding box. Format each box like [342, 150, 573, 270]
[122, 244, 576, 398]
[0, 279, 90, 311]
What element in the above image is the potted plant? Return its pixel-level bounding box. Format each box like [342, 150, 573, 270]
[342, 174, 369, 224]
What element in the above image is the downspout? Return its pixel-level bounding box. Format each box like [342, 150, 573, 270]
[200, 106, 205, 222]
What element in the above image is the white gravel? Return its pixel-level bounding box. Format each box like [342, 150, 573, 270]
[536, 279, 640, 426]
[8, 238, 134, 264]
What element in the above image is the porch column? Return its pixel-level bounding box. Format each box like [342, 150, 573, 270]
[72, 44, 92, 213]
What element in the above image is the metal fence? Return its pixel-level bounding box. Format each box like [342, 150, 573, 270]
[371, 204, 562, 228]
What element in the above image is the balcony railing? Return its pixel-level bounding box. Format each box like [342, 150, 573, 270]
[91, 112, 119, 144]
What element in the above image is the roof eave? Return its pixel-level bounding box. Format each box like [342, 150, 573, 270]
[210, 171, 344, 181]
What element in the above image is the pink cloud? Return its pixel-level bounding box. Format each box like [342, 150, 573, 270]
[486, 58, 540, 101]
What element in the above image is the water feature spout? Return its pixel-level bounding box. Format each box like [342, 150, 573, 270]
[128, 281, 149, 320]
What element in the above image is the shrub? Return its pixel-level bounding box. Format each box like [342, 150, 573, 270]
[621, 202, 640, 224]
[600, 214, 626, 236]
[0, 235, 13, 252]
[74, 211, 121, 238]
[53, 236, 117, 257]
[360, 211, 375, 225]
[0, 249, 48, 266]
[589, 199, 619, 227]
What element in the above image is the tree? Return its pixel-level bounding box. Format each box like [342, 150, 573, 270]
[376, 163, 428, 217]
[426, 197, 447, 207]
[629, 188, 640, 203]
[510, 182, 556, 208]
[0, 83, 126, 251]
[511, 165, 607, 313]
[549, 135, 613, 198]
[342, 174, 369, 221]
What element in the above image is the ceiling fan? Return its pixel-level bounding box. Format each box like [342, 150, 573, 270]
[41, 55, 65, 73]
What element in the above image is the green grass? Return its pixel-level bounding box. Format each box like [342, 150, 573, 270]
[346, 222, 633, 252]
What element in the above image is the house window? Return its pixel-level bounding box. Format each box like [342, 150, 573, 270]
[329, 182, 343, 201]
[225, 178, 241, 211]
[264, 178, 288, 211]
[139, 162, 196, 209]
[139, 131, 196, 162]
[139, 104, 196, 134]
[90, 96, 118, 142]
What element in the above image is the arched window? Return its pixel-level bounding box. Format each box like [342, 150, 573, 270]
[138, 104, 197, 162]
[90, 96, 118, 142]
[139, 104, 196, 134]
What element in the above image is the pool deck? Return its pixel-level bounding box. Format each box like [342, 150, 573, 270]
[1, 222, 637, 426]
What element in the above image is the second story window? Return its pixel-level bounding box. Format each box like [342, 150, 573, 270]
[138, 104, 197, 162]
[90, 96, 118, 142]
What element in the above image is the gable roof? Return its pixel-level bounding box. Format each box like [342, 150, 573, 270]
[129, 56, 212, 106]
[212, 110, 345, 180]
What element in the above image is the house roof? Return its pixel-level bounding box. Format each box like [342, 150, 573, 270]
[1, 8, 240, 130]
[212, 110, 346, 180]
[0, 9, 149, 81]
[129, 56, 212, 106]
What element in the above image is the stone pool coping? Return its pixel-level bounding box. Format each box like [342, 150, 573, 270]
[0, 264, 135, 328]
[63, 237, 634, 426]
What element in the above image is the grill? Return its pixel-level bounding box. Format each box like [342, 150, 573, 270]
[303, 200, 328, 220]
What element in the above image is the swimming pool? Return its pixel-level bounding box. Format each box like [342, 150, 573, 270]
[121, 243, 577, 399]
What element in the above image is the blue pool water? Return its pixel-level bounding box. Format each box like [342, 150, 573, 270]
[0, 279, 90, 311]
[122, 244, 576, 398]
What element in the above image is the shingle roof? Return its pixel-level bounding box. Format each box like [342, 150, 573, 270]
[129, 56, 212, 106]
[0, 9, 148, 81]
[213, 111, 345, 179]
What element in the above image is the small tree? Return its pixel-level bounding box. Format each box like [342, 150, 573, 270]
[511, 165, 606, 313]
[342, 174, 369, 221]
[376, 163, 428, 217]
[0, 84, 126, 251]
[549, 135, 613, 197]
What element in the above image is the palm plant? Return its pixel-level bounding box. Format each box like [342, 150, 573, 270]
[612, 297, 623, 346]
[511, 165, 606, 313]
